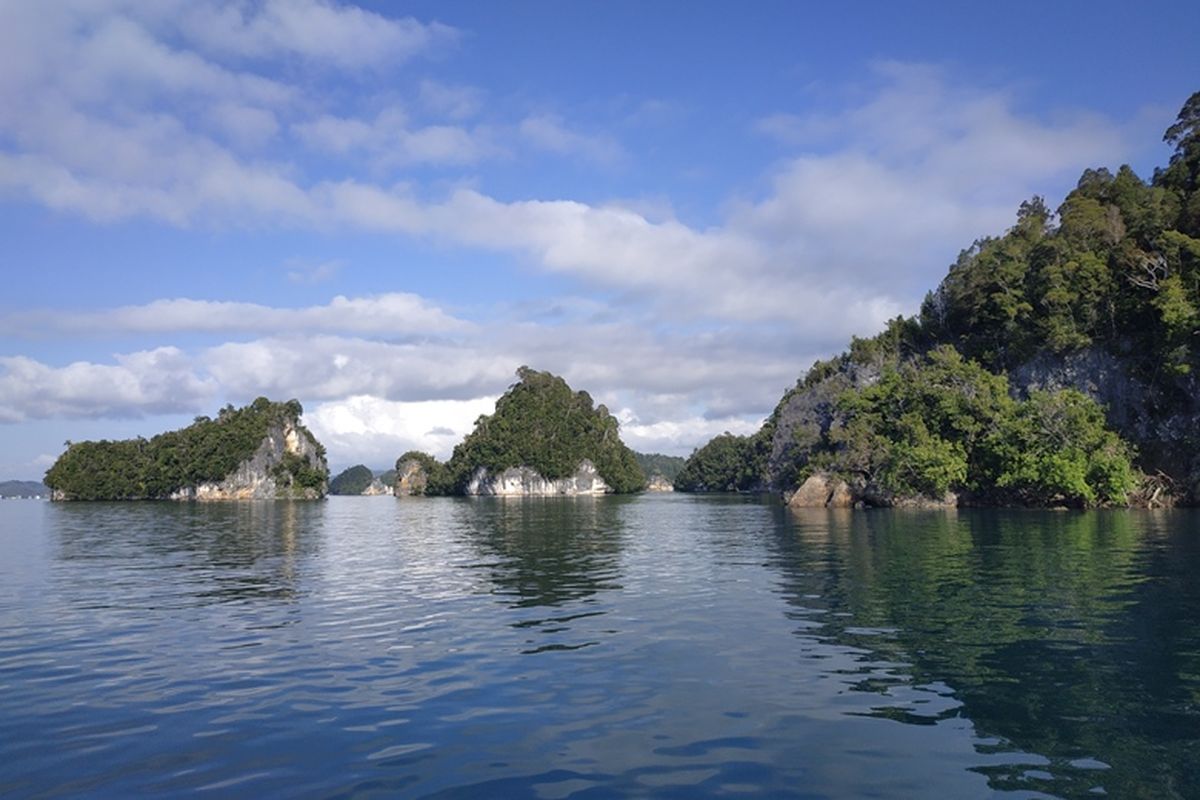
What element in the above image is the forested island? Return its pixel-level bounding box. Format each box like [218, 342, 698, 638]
[395, 367, 645, 496]
[44, 398, 329, 500]
[329, 465, 395, 495]
[678, 91, 1200, 508]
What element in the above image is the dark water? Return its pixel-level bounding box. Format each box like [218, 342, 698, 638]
[1, 496, 1198, 799]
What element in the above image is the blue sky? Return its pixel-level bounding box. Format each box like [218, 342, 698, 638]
[1, 0, 1197, 477]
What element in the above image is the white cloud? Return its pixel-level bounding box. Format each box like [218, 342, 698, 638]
[203, 335, 518, 403]
[175, 0, 457, 69]
[3, 294, 469, 338]
[518, 113, 625, 164]
[0, 2, 1136, 333]
[617, 411, 764, 457]
[293, 108, 499, 167]
[306, 394, 497, 465]
[0, 348, 217, 422]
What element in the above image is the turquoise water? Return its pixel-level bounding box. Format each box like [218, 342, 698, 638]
[1, 495, 1197, 798]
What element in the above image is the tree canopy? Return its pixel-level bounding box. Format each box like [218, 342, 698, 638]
[402, 368, 646, 495]
[45, 397, 327, 500]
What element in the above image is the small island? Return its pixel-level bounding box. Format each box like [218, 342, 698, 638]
[329, 465, 395, 496]
[44, 398, 329, 501]
[395, 367, 645, 496]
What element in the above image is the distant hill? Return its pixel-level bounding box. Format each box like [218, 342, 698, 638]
[633, 452, 686, 482]
[0, 480, 47, 498]
[329, 464, 374, 495]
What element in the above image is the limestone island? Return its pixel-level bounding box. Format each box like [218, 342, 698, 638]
[395, 367, 646, 497]
[329, 465, 395, 496]
[45, 398, 329, 501]
[675, 93, 1200, 510]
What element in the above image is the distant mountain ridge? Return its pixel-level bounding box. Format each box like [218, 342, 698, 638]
[0, 480, 47, 498]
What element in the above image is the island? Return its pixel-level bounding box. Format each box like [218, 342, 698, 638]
[44, 398, 329, 501]
[678, 92, 1200, 509]
[394, 367, 645, 496]
[329, 465, 395, 495]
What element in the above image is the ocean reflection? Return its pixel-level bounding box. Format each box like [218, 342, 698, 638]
[772, 507, 1200, 798]
[48, 500, 323, 607]
[451, 496, 630, 609]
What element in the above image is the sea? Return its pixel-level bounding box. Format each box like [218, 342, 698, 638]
[1, 494, 1197, 798]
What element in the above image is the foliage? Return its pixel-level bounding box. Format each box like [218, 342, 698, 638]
[45, 397, 327, 500]
[675, 430, 770, 492]
[633, 452, 687, 482]
[329, 464, 374, 495]
[427, 368, 646, 494]
[817, 347, 1135, 506]
[917, 93, 1200, 379]
[987, 390, 1137, 506]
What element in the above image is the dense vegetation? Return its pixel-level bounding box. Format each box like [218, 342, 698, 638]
[633, 452, 687, 482]
[680, 91, 1200, 506]
[674, 433, 769, 492]
[815, 347, 1135, 505]
[44, 398, 328, 500]
[329, 464, 374, 495]
[399, 367, 645, 495]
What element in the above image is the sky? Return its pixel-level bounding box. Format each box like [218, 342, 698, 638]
[1, 0, 1197, 477]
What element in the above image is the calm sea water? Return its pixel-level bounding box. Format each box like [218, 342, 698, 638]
[1, 495, 1198, 799]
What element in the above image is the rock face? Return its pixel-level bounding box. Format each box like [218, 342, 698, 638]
[465, 460, 611, 496]
[786, 470, 957, 510]
[395, 457, 430, 497]
[361, 479, 393, 496]
[767, 361, 881, 491]
[1011, 346, 1200, 493]
[167, 419, 326, 501]
[645, 475, 674, 492]
[786, 473, 854, 508]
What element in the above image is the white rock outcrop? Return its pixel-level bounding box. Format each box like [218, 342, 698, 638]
[465, 459, 611, 496]
[168, 419, 325, 501]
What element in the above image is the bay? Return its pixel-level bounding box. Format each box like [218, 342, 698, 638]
[1, 495, 1197, 798]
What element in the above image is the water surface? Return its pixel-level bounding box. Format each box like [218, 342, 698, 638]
[1, 496, 1197, 798]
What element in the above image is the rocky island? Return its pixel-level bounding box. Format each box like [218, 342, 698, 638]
[678, 92, 1200, 509]
[395, 367, 645, 496]
[329, 465, 394, 495]
[45, 398, 329, 501]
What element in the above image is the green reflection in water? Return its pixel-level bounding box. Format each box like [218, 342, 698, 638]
[773, 508, 1200, 799]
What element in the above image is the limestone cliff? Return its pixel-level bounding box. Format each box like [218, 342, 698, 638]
[465, 460, 612, 496]
[645, 475, 675, 492]
[167, 418, 327, 501]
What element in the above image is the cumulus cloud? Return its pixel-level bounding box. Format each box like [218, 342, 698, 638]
[743, 61, 1131, 295]
[306, 395, 497, 465]
[0, 347, 217, 422]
